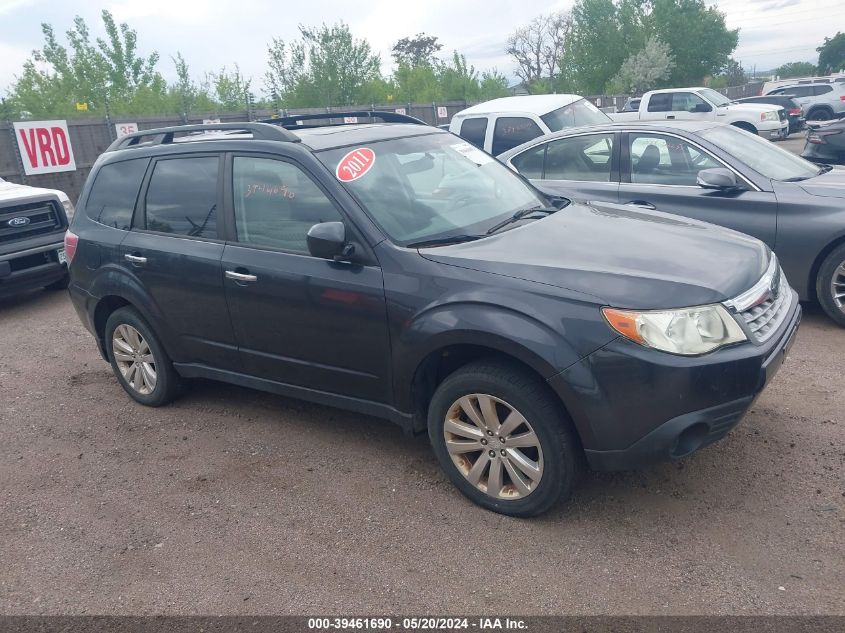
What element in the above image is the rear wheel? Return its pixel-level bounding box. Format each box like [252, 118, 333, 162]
[427, 360, 582, 517]
[808, 108, 833, 122]
[817, 243, 845, 327]
[105, 307, 182, 406]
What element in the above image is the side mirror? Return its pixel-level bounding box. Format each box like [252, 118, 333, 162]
[697, 168, 743, 191]
[307, 222, 349, 260]
[692, 102, 712, 113]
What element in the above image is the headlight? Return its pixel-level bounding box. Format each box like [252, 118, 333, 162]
[61, 198, 74, 222]
[761, 111, 778, 122]
[602, 304, 746, 355]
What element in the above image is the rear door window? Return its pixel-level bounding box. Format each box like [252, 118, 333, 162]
[544, 133, 615, 182]
[142, 156, 219, 238]
[510, 144, 546, 179]
[491, 117, 543, 156]
[85, 159, 148, 230]
[647, 93, 672, 112]
[458, 118, 488, 149]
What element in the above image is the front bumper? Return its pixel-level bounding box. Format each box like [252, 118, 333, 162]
[0, 240, 67, 297]
[759, 120, 789, 139]
[551, 295, 801, 471]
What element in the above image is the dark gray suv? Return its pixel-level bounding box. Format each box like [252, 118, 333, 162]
[66, 115, 800, 516]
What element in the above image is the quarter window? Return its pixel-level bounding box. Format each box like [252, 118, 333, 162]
[813, 85, 833, 95]
[510, 144, 546, 179]
[86, 159, 148, 230]
[144, 157, 219, 238]
[232, 157, 342, 253]
[491, 117, 544, 156]
[458, 118, 488, 149]
[629, 134, 722, 186]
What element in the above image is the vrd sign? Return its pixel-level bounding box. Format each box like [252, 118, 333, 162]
[13, 120, 77, 175]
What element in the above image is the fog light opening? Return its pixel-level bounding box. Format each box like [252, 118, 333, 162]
[672, 423, 709, 459]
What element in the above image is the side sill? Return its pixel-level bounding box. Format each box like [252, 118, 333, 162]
[173, 362, 418, 435]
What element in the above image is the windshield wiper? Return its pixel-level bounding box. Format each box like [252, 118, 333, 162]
[485, 206, 557, 235]
[407, 234, 485, 248]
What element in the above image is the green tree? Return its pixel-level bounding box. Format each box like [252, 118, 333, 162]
[478, 70, 510, 100]
[609, 37, 674, 94]
[392, 33, 442, 67]
[817, 32, 845, 74]
[393, 62, 441, 102]
[210, 65, 251, 112]
[7, 10, 164, 118]
[775, 61, 817, 78]
[564, 0, 737, 93]
[438, 52, 482, 101]
[264, 22, 383, 107]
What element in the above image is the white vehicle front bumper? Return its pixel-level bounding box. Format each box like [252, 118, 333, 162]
[758, 120, 790, 139]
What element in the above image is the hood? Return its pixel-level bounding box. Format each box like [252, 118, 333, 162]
[420, 201, 769, 310]
[0, 179, 67, 204]
[799, 168, 845, 198]
[726, 102, 780, 114]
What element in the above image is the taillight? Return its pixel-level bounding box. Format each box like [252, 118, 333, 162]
[788, 108, 801, 115]
[807, 132, 825, 144]
[839, 95, 845, 101]
[64, 230, 79, 264]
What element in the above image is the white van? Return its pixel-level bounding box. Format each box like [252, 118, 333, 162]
[449, 95, 611, 155]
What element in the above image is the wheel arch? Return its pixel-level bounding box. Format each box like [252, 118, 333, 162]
[731, 120, 758, 134]
[806, 105, 834, 120]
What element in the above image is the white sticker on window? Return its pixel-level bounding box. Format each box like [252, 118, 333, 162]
[449, 142, 493, 166]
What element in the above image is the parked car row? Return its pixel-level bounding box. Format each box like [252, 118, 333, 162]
[764, 81, 845, 122]
[4, 97, 842, 518]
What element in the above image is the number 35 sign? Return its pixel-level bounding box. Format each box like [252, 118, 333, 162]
[115, 122, 139, 138]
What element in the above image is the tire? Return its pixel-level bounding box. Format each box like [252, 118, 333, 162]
[816, 243, 845, 327]
[104, 306, 183, 406]
[807, 108, 833, 122]
[427, 360, 583, 517]
[44, 273, 69, 291]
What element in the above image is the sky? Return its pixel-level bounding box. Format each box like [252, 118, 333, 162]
[0, 0, 842, 96]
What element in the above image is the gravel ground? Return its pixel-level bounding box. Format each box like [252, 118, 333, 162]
[0, 288, 842, 616]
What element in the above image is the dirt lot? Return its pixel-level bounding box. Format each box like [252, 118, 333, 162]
[0, 287, 842, 616]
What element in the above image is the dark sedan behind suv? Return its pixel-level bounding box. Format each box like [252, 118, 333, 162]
[500, 121, 845, 327]
[734, 95, 806, 134]
[66, 117, 800, 517]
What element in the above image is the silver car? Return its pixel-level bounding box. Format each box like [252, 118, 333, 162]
[765, 82, 845, 122]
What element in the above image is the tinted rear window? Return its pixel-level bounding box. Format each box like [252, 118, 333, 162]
[458, 118, 488, 148]
[143, 157, 219, 238]
[491, 117, 543, 156]
[85, 159, 148, 230]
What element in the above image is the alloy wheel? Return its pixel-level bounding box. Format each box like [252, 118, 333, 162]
[112, 324, 157, 395]
[443, 393, 544, 500]
[832, 260, 845, 312]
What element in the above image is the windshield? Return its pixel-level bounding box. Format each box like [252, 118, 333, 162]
[699, 125, 820, 181]
[541, 99, 611, 131]
[318, 133, 548, 246]
[699, 88, 731, 107]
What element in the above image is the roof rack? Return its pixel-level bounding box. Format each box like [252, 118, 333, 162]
[105, 122, 300, 152]
[259, 110, 427, 129]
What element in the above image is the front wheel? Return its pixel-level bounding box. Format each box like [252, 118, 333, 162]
[105, 307, 183, 406]
[427, 360, 582, 517]
[808, 109, 833, 122]
[817, 243, 845, 327]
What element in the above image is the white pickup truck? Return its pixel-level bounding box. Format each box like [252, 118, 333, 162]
[610, 87, 789, 139]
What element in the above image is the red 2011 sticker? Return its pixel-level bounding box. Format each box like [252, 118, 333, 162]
[336, 147, 376, 182]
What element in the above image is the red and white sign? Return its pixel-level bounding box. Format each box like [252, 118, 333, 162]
[203, 118, 221, 125]
[13, 120, 76, 175]
[343, 116, 359, 124]
[335, 147, 375, 183]
[437, 106, 448, 119]
[115, 122, 139, 138]
[394, 108, 407, 115]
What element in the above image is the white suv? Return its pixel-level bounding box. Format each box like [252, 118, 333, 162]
[449, 95, 611, 155]
[765, 82, 845, 121]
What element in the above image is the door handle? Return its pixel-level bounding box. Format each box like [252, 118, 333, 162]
[626, 201, 656, 210]
[124, 254, 147, 265]
[225, 270, 257, 283]
[666, 115, 675, 119]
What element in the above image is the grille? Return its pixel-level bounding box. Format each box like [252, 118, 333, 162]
[0, 200, 63, 245]
[737, 267, 791, 343]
